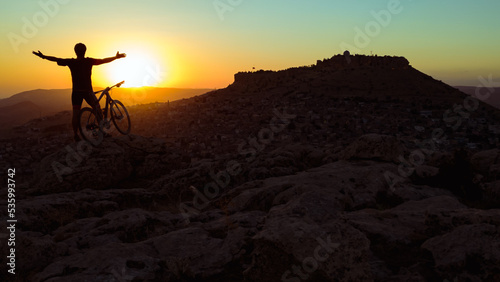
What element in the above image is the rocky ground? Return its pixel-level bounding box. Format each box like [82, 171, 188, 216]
[1, 55, 500, 281]
[1, 133, 499, 281]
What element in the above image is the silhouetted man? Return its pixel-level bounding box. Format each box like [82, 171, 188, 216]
[33, 43, 126, 141]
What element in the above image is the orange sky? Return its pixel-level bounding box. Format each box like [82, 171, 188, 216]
[1, 0, 500, 98]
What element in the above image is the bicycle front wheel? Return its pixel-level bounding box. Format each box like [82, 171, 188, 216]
[79, 107, 103, 144]
[110, 100, 131, 135]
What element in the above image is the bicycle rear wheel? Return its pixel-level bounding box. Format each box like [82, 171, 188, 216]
[110, 100, 131, 135]
[78, 107, 103, 143]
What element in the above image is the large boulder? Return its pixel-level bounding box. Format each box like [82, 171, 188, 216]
[246, 205, 372, 281]
[422, 224, 500, 281]
[31, 139, 132, 194]
[345, 196, 500, 280]
[33, 242, 161, 282]
[223, 160, 449, 215]
[29, 135, 187, 195]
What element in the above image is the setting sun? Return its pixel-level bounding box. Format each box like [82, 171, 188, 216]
[105, 47, 165, 88]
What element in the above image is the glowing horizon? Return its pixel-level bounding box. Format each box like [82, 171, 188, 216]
[1, 0, 500, 98]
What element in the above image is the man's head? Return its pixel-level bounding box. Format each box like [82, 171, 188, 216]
[74, 43, 86, 58]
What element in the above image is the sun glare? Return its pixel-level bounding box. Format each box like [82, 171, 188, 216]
[105, 47, 165, 88]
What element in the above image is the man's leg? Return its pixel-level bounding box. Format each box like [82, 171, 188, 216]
[72, 105, 81, 142]
[84, 92, 102, 119]
[84, 92, 110, 137]
[92, 101, 103, 122]
[71, 91, 85, 142]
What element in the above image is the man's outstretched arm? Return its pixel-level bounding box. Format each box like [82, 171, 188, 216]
[32, 50, 62, 62]
[94, 51, 126, 65]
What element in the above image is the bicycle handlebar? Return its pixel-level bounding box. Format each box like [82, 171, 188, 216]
[113, 81, 125, 88]
[94, 81, 125, 94]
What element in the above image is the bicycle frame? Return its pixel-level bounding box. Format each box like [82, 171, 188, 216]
[78, 80, 130, 142]
[93, 81, 124, 120]
[94, 89, 112, 120]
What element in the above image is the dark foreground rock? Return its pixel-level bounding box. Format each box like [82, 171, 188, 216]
[1, 133, 499, 282]
[2, 54, 500, 281]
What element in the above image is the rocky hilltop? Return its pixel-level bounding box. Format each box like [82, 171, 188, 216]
[1, 54, 500, 281]
[235, 54, 410, 85]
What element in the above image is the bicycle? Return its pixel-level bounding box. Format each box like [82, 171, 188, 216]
[78, 81, 131, 143]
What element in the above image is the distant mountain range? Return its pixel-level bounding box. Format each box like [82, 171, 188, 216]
[455, 86, 500, 109]
[0, 87, 212, 130]
[0, 100, 42, 129]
